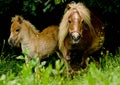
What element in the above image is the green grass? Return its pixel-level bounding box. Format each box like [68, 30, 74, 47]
[0, 49, 120, 85]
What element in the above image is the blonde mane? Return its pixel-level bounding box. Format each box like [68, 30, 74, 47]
[58, 2, 95, 50]
[12, 15, 39, 35]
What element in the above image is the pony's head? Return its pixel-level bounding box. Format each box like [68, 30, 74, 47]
[59, 2, 93, 48]
[67, 8, 83, 44]
[8, 15, 39, 47]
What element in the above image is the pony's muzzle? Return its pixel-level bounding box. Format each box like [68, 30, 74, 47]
[71, 32, 80, 41]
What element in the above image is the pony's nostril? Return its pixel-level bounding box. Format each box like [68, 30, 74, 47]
[71, 32, 80, 41]
[77, 35, 80, 40]
[72, 35, 80, 41]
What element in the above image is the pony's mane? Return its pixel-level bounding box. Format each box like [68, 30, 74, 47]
[59, 2, 95, 50]
[12, 15, 39, 34]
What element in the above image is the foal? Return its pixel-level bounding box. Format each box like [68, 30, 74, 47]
[8, 15, 59, 64]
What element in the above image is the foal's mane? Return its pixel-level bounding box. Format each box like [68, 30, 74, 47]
[12, 15, 39, 35]
[58, 2, 95, 50]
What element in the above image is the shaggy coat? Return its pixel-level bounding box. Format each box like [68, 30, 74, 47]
[8, 15, 59, 62]
[58, 2, 105, 73]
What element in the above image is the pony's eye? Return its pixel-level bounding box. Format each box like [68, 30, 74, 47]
[68, 20, 71, 23]
[16, 29, 20, 32]
[81, 19, 84, 23]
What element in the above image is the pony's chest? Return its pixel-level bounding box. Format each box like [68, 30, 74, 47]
[64, 36, 91, 51]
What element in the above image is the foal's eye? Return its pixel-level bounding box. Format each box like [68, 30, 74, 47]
[16, 29, 20, 32]
[68, 20, 71, 23]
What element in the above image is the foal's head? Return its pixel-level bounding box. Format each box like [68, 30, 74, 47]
[8, 15, 39, 47]
[8, 15, 24, 47]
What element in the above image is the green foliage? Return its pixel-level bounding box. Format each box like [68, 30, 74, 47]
[0, 0, 12, 14]
[22, 0, 120, 15]
[22, 0, 66, 15]
[1, 50, 120, 85]
[54, 0, 66, 4]
[0, 0, 119, 16]
[22, 0, 42, 16]
[43, 0, 66, 13]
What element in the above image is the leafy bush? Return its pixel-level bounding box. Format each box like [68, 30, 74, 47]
[1, 50, 120, 85]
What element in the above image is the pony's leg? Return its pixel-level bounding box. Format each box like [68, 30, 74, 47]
[56, 51, 71, 71]
[81, 40, 100, 68]
[59, 48, 74, 77]
[80, 55, 90, 68]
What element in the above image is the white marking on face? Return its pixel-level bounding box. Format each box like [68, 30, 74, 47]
[74, 13, 79, 19]
[71, 32, 80, 44]
[72, 32, 79, 39]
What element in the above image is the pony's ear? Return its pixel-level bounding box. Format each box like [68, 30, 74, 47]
[64, 4, 71, 13]
[69, 1, 76, 4]
[66, 4, 71, 10]
[64, 1, 76, 13]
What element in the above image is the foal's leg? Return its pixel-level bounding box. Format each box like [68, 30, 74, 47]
[34, 55, 42, 79]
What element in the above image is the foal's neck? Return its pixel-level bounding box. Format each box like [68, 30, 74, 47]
[21, 29, 38, 54]
[21, 22, 39, 47]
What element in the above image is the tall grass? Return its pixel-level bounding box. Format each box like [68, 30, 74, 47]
[0, 47, 120, 85]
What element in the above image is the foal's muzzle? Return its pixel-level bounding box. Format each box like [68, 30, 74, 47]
[8, 38, 15, 47]
[8, 38, 20, 47]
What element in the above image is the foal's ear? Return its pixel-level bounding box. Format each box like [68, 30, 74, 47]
[11, 15, 23, 24]
[17, 16, 23, 24]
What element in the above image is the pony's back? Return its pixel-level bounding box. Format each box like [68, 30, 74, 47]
[88, 12, 105, 50]
[91, 13, 105, 38]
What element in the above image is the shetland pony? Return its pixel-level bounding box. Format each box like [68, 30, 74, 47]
[58, 2, 105, 73]
[8, 15, 59, 63]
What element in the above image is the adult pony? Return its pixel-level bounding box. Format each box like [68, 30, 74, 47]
[58, 2, 105, 73]
[8, 15, 59, 63]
